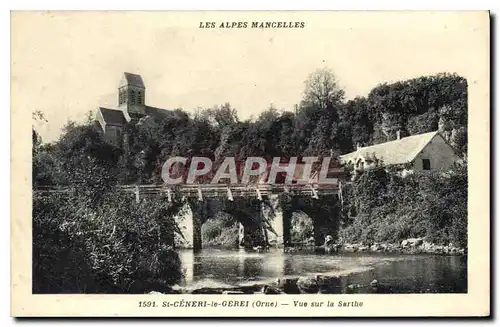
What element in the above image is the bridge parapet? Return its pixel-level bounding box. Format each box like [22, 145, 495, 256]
[35, 183, 340, 201]
[121, 183, 339, 201]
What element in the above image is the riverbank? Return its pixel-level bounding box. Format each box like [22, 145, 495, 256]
[332, 238, 466, 256]
[151, 248, 467, 295]
[180, 237, 467, 256]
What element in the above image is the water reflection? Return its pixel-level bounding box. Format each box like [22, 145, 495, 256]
[177, 248, 467, 293]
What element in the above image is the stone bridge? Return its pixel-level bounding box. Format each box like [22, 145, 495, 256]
[132, 184, 342, 251]
[36, 183, 343, 251]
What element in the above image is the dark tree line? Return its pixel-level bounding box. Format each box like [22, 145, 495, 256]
[33, 69, 468, 188]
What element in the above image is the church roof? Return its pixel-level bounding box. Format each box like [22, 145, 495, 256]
[98, 107, 127, 126]
[145, 106, 174, 119]
[121, 72, 145, 88]
[97, 106, 173, 127]
[340, 131, 440, 166]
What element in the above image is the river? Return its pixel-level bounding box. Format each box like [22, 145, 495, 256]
[178, 248, 467, 294]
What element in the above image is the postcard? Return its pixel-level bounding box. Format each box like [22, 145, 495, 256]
[11, 10, 490, 317]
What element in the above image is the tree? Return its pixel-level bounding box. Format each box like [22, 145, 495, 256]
[302, 68, 345, 112]
[204, 103, 239, 128]
[296, 68, 347, 155]
[55, 121, 121, 200]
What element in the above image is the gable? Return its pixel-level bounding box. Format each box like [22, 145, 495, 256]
[413, 134, 460, 170]
[97, 107, 126, 126]
[96, 107, 106, 131]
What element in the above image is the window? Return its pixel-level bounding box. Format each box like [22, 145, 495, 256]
[130, 90, 136, 104]
[138, 91, 142, 104]
[422, 159, 431, 170]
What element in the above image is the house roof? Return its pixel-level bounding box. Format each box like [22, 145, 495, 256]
[120, 72, 145, 88]
[340, 131, 440, 166]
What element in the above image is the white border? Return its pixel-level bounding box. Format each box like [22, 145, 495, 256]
[4, 1, 498, 326]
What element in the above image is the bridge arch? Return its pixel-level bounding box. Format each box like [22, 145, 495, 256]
[175, 197, 270, 251]
[174, 192, 341, 251]
[279, 194, 341, 247]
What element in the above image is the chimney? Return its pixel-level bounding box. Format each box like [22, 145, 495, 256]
[396, 130, 401, 140]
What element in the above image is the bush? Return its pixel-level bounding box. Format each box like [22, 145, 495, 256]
[201, 213, 239, 247]
[340, 163, 467, 247]
[32, 191, 185, 294]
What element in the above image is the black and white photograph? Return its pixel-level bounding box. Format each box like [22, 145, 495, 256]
[11, 10, 490, 317]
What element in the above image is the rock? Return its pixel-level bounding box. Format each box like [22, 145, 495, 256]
[261, 285, 281, 294]
[253, 246, 265, 253]
[435, 246, 445, 254]
[324, 235, 334, 245]
[346, 284, 360, 293]
[370, 243, 382, 252]
[409, 238, 424, 246]
[402, 238, 424, 248]
[171, 284, 182, 291]
[149, 291, 164, 295]
[370, 279, 379, 288]
[316, 275, 341, 288]
[222, 291, 244, 295]
[191, 288, 224, 294]
[297, 276, 319, 294]
[422, 241, 433, 250]
[344, 244, 359, 252]
[358, 245, 369, 252]
[276, 276, 300, 294]
[324, 235, 336, 253]
[316, 275, 341, 293]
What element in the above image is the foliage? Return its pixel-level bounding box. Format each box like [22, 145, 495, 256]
[340, 163, 467, 247]
[32, 119, 185, 293]
[201, 213, 239, 247]
[33, 192, 185, 293]
[340, 73, 467, 155]
[31, 68, 469, 293]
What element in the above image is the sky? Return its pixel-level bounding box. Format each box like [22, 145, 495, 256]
[11, 11, 489, 143]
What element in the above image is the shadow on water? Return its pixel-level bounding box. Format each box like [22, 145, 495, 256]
[178, 248, 467, 294]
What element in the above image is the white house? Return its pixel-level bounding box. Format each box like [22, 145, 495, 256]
[339, 130, 461, 175]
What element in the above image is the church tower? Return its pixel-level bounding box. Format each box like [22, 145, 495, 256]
[118, 72, 146, 122]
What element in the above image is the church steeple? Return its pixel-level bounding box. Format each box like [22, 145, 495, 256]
[118, 72, 146, 121]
